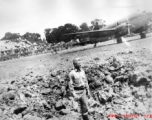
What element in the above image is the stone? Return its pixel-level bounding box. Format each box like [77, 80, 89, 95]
[137, 77, 150, 86]
[57, 75, 65, 84]
[22, 108, 33, 117]
[23, 114, 42, 120]
[37, 76, 43, 81]
[2, 91, 16, 101]
[41, 88, 51, 95]
[99, 72, 105, 80]
[59, 109, 71, 115]
[94, 57, 100, 61]
[13, 106, 27, 114]
[60, 112, 80, 120]
[24, 92, 32, 98]
[0, 85, 7, 94]
[115, 76, 127, 83]
[146, 90, 152, 98]
[89, 80, 102, 89]
[105, 75, 114, 84]
[30, 78, 38, 84]
[42, 112, 53, 119]
[51, 116, 60, 120]
[55, 100, 65, 110]
[129, 72, 138, 83]
[51, 70, 58, 77]
[113, 98, 123, 104]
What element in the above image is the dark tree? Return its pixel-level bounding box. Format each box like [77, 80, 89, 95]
[1, 32, 21, 40]
[91, 19, 106, 30]
[61, 23, 79, 42]
[22, 32, 41, 43]
[44, 28, 57, 43]
[80, 22, 90, 32]
[44, 23, 79, 43]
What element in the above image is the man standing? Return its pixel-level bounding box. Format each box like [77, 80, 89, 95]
[69, 58, 90, 120]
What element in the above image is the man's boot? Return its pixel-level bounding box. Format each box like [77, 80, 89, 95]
[82, 115, 90, 120]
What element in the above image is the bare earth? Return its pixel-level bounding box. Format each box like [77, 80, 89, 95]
[1, 33, 152, 82]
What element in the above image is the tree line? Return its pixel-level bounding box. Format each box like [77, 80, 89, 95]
[44, 19, 106, 43]
[1, 19, 106, 44]
[1, 32, 43, 44]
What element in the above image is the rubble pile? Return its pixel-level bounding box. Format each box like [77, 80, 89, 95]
[1, 56, 152, 120]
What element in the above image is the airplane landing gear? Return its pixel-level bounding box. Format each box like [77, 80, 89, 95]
[116, 37, 122, 44]
[94, 43, 97, 48]
[140, 32, 146, 39]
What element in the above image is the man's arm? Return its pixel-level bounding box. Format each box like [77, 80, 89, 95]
[69, 72, 75, 97]
[83, 71, 91, 97]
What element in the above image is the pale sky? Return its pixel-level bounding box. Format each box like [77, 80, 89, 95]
[0, 0, 152, 39]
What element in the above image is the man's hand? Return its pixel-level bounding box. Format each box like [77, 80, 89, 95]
[73, 92, 79, 101]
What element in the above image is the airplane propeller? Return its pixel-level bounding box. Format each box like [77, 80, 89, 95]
[126, 17, 135, 35]
[126, 17, 131, 35]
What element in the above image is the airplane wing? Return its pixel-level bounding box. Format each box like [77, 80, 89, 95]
[63, 28, 116, 36]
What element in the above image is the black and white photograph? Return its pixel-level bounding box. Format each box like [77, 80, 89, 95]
[0, 0, 152, 119]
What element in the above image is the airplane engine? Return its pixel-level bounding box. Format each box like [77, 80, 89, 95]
[115, 24, 129, 43]
[115, 24, 128, 37]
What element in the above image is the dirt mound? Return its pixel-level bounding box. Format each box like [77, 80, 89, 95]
[0, 56, 152, 120]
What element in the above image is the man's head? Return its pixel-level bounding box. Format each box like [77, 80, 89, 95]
[73, 57, 82, 69]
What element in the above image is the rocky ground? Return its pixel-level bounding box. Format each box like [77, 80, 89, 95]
[0, 38, 32, 51]
[1, 33, 152, 120]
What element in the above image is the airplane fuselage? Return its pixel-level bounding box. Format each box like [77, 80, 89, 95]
[79, 12, 152, 39]
[105, 11, 152, 38]
[63, 11, 152, 46]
